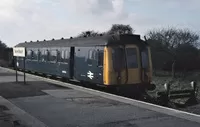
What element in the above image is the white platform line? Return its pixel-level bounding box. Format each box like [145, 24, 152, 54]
[1, 67, 200, 124]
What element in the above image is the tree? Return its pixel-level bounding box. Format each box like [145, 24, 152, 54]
[145, 27, 199, 77]
[75, 24, 134, 39]
[0, 40, 8, 63]
[76, 30, 103, 38]
[175, 43, 199, 72]
[107, 24, 134, 35]
[146, 27, 199, 49]
[0, 40, 7, 49]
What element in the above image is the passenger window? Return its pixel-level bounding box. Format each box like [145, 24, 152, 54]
[57, 51, 61, 62]
[40, 50, 46, 61]
[126, 48, 138, 68]
[88, 50, 93, 59]
[46, 50, 50, 61]
[87, 50, 95, 65]
[32, 50, 38, 60]
[50, 50, 57, 62]
[65, 50, 69, 62]
[97, 50, 103, 66]
[58, 50, 69, 63]
[38, 50, 41, 61]
[26, 50, 32, 60]
[40, 50, 49, 62]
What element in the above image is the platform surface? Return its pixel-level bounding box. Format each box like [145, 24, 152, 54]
[0, 67, 200, 127]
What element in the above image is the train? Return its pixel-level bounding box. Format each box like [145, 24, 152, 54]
[13, 33, 198, 104]
[13, 34, 155, 96]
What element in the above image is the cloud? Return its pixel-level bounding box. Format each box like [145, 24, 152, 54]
[0, 0, 133, 47]
[0, 0, 200, 47]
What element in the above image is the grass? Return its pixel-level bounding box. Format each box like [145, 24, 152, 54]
[150, 70, 200, 100]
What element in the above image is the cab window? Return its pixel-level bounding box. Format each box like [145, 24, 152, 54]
[112, 47, 126, 71]
[141, 48, 149, 68]
[126, 48, 138, 68]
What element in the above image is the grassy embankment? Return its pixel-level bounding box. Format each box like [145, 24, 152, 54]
[149, 71, 200, 103]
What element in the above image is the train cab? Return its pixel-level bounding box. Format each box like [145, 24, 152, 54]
[103, 36, 154, 92]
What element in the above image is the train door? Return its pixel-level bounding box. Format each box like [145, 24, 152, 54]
[69, 47, 75, 79]
[124, 45, 141, 84]
[111, 45, 141, 85]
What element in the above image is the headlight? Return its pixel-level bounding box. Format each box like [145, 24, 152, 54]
[191, 81, 194, 88]
[190, 81, 196, 90]
[164, 83, 168, 90]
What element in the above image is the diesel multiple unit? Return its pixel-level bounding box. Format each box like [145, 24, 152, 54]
[15, 34, 155, 95]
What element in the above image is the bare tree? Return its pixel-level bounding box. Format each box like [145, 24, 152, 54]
[146, 27, 199, 78]
[76, 30, 104, 38]
[107, 24, 134, 35]
[146, 27, 199, 49]
[75, 24, 134, 39]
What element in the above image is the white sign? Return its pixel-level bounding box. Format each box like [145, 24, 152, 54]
[87, 71, 94, 79]
[13, 47, 26, 57]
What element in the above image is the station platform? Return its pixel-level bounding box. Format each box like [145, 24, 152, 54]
[0, 67, 200, 127]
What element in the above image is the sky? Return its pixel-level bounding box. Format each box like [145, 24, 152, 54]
[0, 0, 200, 47]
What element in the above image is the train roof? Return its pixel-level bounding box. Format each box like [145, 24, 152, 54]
[15, 34, 148, 48]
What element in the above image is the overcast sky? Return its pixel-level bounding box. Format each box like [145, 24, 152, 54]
[0, 0, 200, 47]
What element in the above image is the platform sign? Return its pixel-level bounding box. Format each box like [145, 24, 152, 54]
[13, 47, 26, 84]
[13, 47, 26, 57]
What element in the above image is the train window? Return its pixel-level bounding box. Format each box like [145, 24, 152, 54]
[65, 50, 69, 59]
[64, 50, 69, 62]
[32, 50, 38, 60]
[58, 50, 69, 63]
[57, 51, 61, 62]
[38, 50, 41, 61]
[26, 50, 32, 60]
[88, 50, 93, 59]
[57, 50, 64, 62]
[126, 48, 138, 68]
[97, 50, 103, 66]
[49, 50, 57, 62]
[61, 51, 65, 62]
[40, 50, 46, 61]
[112, 47, 126, 71]
[87, 50, 96, 65]
[40, 50, 49, 62]
[141, 48, 149, 68]
[46, 50, 50, 61]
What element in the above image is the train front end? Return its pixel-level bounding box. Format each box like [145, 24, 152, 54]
[103, 39, 155, 92]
